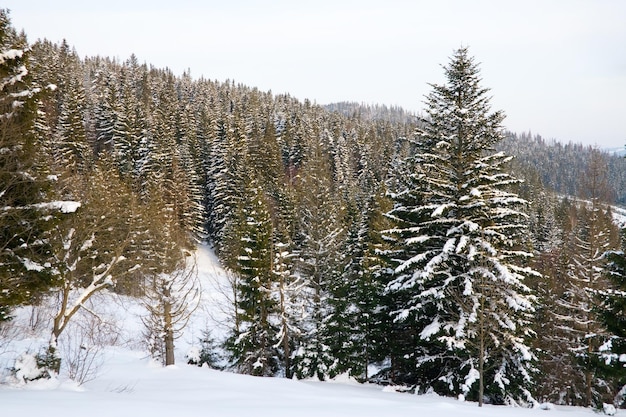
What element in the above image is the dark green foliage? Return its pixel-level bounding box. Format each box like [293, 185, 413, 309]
[188, 329, 223, 369]
[498, 132, 626, 205]
[385, 48, 536, 404]
[11, 346, 61, 382]
[0, 10, 55, 322]
[36, 345, 62, 376]
[596, 232, 626, 407]
[226, 179, 281, 376]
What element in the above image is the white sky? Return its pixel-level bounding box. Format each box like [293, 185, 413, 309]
[4, 0, 626, 148]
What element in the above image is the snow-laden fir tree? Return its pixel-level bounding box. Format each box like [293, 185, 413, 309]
[51, 43, 90, 175]
[554, 201, 617, 406]
[226, 175, 281, 377]
[598, 229, 626, 407]
[385, 47, 537, 405]
[326, 145, 392, 381]
[292, 134, 345, 380]
[0, 10, 53, 322]
[272, 240, 301, 378]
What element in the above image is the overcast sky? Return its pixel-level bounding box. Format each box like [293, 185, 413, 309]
[4, 0, 626, 148]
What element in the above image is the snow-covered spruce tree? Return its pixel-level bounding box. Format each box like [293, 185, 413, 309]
[330, 190, 390, 381]
[385, 48, 537, 405]
[51, 46, 90, 174]
[226, 176, 281, 377]
[272, 240, 301, 378]
[598, 229, 626, 407]
[529, 204, 574, 404]
[293, 128, 344, 380]
[292, 133, 346, 380]
[327, 142, 393, 381]
[0, 9, 54, 322]
[90, 64, 119, 155]
[111, 56, 150, 186]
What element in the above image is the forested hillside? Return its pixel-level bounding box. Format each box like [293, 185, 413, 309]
[2, 9, 626, 410]
[498, 132, 626, 206]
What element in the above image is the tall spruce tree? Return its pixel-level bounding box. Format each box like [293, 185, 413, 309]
[292, 134, 345, 380]
[0, 10, 53, 321]
[385, 48, 537, 405]
[598, 229, 626, 407]
[227, 176, 280, 376]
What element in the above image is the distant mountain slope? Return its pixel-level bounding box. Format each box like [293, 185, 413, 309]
[498, 132, 626, 206]
[326, 103, 626, 206]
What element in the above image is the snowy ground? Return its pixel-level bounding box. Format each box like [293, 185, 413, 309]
[0, 349, 603, 417]
[0, 245, 609, 416]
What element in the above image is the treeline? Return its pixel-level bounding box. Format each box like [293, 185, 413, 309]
[2, 10, 626, 409]
[498, 132, 626, 205]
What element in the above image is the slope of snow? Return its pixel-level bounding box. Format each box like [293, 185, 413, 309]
[0, 346, 601, 417]
[612, 205, 626, 228]
[0, 244, 608, 416]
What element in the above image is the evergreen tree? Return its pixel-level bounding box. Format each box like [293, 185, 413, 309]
[205, 116, 230, 244]
[292, 135, 345, 380]
[227, 177, 280, 376]
[598, 230, 626, 407]
[0, 10, 53, 321]
[330, 190, 390, 380]
[90, 65, 120, 155]
[385, 48, 536, 405]
[53, 66, 90, 173]
[272, 240, 300, 378]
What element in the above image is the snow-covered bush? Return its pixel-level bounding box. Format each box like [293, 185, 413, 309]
[10, 347, 60, 383]
[12, 352, 45, 382]
[186, 329, 222, 369]
[603, 403, 617, 415]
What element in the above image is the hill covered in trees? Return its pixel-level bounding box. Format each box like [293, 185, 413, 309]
[2, 9, 626, 410]
[498, 132, 626, 206]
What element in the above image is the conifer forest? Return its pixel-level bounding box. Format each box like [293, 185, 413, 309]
[3, 9, 626, 409]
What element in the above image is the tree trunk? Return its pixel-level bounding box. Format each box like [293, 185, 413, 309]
[164, 287, 175, 366]
[478, 269, 486, 407]
[279, 274, 291, 378]
[478, 305, 485, 407]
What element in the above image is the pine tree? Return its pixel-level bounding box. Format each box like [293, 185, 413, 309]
[292, 135, 345, 380]
[272, 240, 301, 378]
[530, 201, 575, 403]
[385, 48, 536, 405]
[227, 177, 280, 376]
[53, 65, 90, 173]
[598, 230, 626, 407]
[91, 64, 120, 155]
[0, 10, 53, 321]
[111, 57, 150, 186]
[330, 190, 389, 380]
